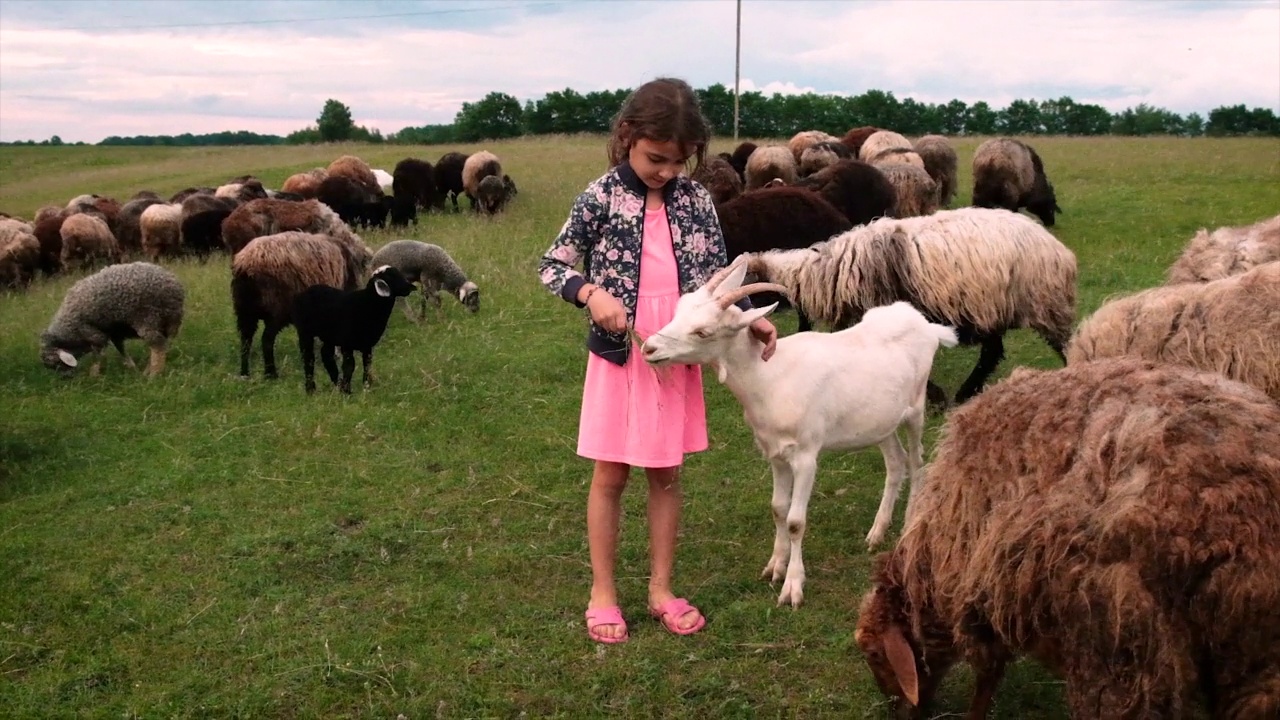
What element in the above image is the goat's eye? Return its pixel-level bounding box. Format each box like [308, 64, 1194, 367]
[694, 328, 712, 338]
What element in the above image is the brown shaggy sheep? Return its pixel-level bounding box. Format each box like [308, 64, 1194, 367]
[874, 163, 940, 218]
[914, 135, 959, 207]
[326, 155, 379, 195]
[856, 357, 1280, 719]
[972, 137, 1060, 227]
[280, 168, 328, 199]
[1164, 212, 1280, 284]
[462, 150, 510, 214]
[794, 159, 896, 226]
[690, 156, 744, 205]
[839, 126, 882, 158]
[787, 130, 839, 165]
[60, 212, 120, 271]
[221, 198, 361, 256]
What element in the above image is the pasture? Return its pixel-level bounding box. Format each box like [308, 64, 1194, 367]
[1, 135, 1278, 718]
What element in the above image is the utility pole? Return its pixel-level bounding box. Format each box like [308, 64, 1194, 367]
[734, 0, 741, 140]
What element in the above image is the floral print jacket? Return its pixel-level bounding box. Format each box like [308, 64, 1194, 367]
[538, 161, 748, 366]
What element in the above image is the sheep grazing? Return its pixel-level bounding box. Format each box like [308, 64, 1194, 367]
[32, 206, 69, 276]
[787, 130, 839, 165]
[839, 126, 882, 157]
[434, 151, 468, 211]
[215, 180, 268, 204]
[316, 175, 378, 229]
[280, 168, 327, 199]
[690, 156, 744, 205]
[874, 163, 940, 218]
[231, 230, 372, 379]
[1067, 261, 1280, 401]
[913, 135, 958, 207]
[744, 145, 798, 191]
[391, 157, 441, 211]
[855, 358, 1280, 720]
[293, 265, 416, 394]
[221, 198, 361, 256]
[798, 140, 853, 177]
[858, 130, 913, 164]
[180, 194, 239, 258]
[727, 141, 758, 183]
[1164, 212, 1280, 284]
[60, 212, 120, 271]
[716, 186, 853, 331]
[0, 218, 41, 289]
[793, 159, 896, 227]
[326, 155, 380, 195]
[462, 150, 511, 214]
[169, 187, 209, 204]
[641, 256, 958, 606]
[748, 207, 1077, 404]
[40, 262, 184, 376]
[139, 203, 184, 261]
[867, 147, 926, 169]
[114, 196, 164, 254]
[370, 239, 481, 321]
[372, 168, 394, 193]
[972, 137, 1061, 227]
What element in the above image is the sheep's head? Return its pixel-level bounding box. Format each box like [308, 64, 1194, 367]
[39, 334, 83, 376]
[476, 175, 508, 214]
[458, 281, 480, 313]
[640, 254, 787, 368]
[1026, 175, 1061, 228]
[369, 265, 416, 299]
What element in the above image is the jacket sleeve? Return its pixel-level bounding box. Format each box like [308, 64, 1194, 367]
[696, 184, 754, 311]
[538, 187, 602, 307]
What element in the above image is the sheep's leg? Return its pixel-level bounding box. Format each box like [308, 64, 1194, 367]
[111, 336, 137, 370]
[955, 334, 1004, 404]
[360, 351, 374, 388]
[261, 322, 283, 379]
[339, 350, 356, 394]
[779, 452, 819, 608]
[299, 335, 317, 394]
[763, 457, 794, 585]
[237, 318, 258, 377]
[866, 434, 910, 549]
[319, 343, 340, 385]
[145, 346, 167, 376]
[400, 296, 420, 323]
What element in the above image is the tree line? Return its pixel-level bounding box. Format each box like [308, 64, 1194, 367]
[3, 85, 1277, 147]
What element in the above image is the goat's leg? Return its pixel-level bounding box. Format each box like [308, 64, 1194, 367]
[762, 457, 794, 585]
[955, 334, 1005, 404]
[866, 434, 911, 549]
[778, 452, 819, 607]
[902, 402, 928, 520]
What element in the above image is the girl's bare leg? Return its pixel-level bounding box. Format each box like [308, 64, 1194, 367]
[587, 460, 630, 640]
[646, 465, 701, 630]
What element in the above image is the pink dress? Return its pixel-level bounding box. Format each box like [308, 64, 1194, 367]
[577, 204, 708, 467]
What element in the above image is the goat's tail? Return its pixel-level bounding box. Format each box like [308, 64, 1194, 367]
[930, 323, 960, 349]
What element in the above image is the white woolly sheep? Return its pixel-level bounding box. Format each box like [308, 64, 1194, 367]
[1164, 212, 1280, 284]
[1067, 261, 1280, 400]
[369, 239, 480, 321]
[744, 145, 798, 191]
[787, 130, 839, 165]
[747, 207, 1078, 404]
[1, 218, 41, 289]
[462, 150, 511, 214]
[40, 262, 184, 376]
[858, 130, 913, 164]
[642, 257, 957, 607]
[140, 203, 184, 261]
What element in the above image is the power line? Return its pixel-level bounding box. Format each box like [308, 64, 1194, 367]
[41, 2, 567, 32]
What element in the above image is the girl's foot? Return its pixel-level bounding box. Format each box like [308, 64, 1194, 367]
[587, 591, 627, 642]
[648, 592, 705, 634]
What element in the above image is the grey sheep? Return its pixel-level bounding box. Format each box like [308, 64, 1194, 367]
[370, 240, 480, 321]
[40, 262, 184, 376]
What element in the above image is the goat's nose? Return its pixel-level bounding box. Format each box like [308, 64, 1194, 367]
[641, 342, 655, 356]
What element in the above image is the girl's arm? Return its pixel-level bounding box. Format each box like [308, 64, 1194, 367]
[538, 188, 602, 307]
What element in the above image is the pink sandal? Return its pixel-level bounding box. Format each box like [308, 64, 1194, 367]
[585, 605, 629, 644]
[649, 597, 706, 636]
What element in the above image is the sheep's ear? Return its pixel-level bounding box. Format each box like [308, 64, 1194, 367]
[57, 349, 78, 367]
[374, 278, 391, 297]
[883, 625, 920, 706]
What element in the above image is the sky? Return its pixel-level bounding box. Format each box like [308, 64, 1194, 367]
[1, 0, 1277, 143]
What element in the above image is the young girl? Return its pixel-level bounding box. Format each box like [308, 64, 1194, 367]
[538, 77, 777, 643]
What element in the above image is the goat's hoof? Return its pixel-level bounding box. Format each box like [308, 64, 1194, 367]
[776, 583, 804, 608]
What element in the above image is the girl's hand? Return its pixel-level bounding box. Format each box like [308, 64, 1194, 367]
[749, 317, 778, 361]
[587, 288, 628, 334]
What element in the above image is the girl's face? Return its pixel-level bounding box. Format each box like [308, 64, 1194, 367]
[628, 137, 691, 189]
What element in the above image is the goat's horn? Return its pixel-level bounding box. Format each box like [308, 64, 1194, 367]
[716, 282, 792, 309]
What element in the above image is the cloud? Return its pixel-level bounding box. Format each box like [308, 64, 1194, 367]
[0, 0, 1275, 143]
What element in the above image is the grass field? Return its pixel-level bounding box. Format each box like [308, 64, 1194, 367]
[1, 135, 1278, 719]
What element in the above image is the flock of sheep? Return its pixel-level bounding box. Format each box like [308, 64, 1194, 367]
[0, 150, 499, 391]
[3, 128, 1280, 718]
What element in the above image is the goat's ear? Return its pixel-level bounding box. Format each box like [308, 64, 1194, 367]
[883, 624, 920, 706]
[734, 303, 778, 329]
[713, 256, 750, 297]
[374, 278, 392, 297]
[57, 349, 78, 367]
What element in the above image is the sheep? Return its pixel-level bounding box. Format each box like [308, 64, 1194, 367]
[215, 181, 268, 203]
[787, 130, 839, 165]
[798, 140, 853, 177]
[66, 194, 100, 208]
[716, 186, 853, 331]
[1066, 261, 1280, 400]
[169, 187, 208, 204]
[60, 212, 120, 271]
[874, 162, 940, 218]
[462, 150, 510, 214]
[114, 196, 164, 254]
[972, 137, 1061, 227]
[231, 230, 372, 379]
[372, 168, 394, 193]
[326, 155, 379, 195]
[435, 151, 468, 211]
[131, 190, 163, 202]
[280, 168, 327, 199]
[855, 357, 1280, 720]
[839, 126, 882, 157]
[32, 206, 68, 276]
[867, 147, 926, 169]
[640, 256, 958, 607]
[40, 262, 184, 376]
[793, 159, 896, 227]
[316, 175, 378, 228]
[221, 198, 362, 256]
[139, 203, 184, 261]
[1164, 212, 1280, 284]
[914, 135, 958, 207]
[690, 156, 744, 205]
[0, 218, 40, 289]
[858, 130, 913, 164]
[293, 264, 416, 394]
[391, 157, 441, 212]
[744, 145, 798, 190]
[369, 239, 480, 321]
[727, 141, 758, 183]
[180, 194, 239, 258]
[747, 207, 1077, 404]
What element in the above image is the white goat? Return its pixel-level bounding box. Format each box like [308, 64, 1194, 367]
[640, 254, 958, 607]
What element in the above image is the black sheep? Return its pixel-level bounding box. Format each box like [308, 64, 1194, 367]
[392, 157, 441, 211]
[795, 159, 896, 226]
[293, 265, 415, 394]
[434, 151, 468, 212]
[316, 175, 374, 228]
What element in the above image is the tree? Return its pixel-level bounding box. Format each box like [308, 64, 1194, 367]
[965, 101, 998, 135]
[1183, 112, 1205, 137]
[316, 99, 355, 142]
[49, 135, 63, 146]
[454, 92, 524, 141]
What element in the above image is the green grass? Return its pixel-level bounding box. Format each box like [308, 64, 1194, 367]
[1, 135, 1278, 719]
